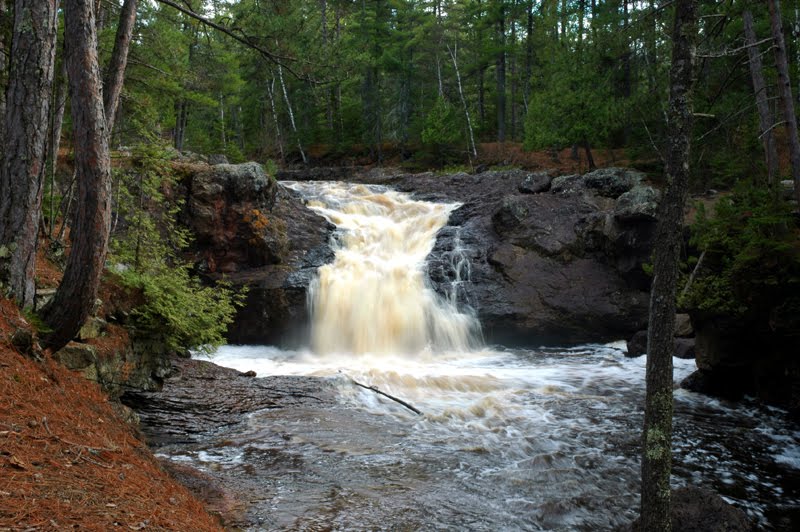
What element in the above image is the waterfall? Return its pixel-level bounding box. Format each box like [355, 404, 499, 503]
[286, 181, 479, 355]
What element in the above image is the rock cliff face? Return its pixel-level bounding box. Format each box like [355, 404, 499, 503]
[389, 167, 658, 345]
[180, 164, 657, 347]
[178, 162, 334, 346]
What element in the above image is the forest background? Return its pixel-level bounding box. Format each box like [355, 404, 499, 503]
[5, 0, 794, 185]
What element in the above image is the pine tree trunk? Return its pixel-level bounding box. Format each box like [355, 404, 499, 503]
[0, 0, 59, 309]
[639, 1, 696, 530]
[43, 0, 111, 352]
[103, 0, 136, 136]
[744, 10, 780, 187]
[769, 0, 800, 203]
[0, 0, 9, 144]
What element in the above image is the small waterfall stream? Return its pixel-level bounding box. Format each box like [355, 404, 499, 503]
[292, 181, 478, 355]
[179, 182, 800, 530]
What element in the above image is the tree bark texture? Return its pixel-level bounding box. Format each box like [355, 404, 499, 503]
[0, 0, 59, 308]
[43, 0, 111, 352]
[103, 0, 136, 136]
[0, 0, 9, 145]
[769, 0, 800, 203]
[743, 10, 780, 186]
[640, 1, 696, 531]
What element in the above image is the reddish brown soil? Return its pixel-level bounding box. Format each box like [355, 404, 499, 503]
[34, 247, 62, 289]
[0, 298, 223, 531]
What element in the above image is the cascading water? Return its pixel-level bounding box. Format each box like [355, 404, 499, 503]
[175, 182, 800, 531]
[292, 181, 479, 355]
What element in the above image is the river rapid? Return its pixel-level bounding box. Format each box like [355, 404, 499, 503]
[172, 182, 800, 530]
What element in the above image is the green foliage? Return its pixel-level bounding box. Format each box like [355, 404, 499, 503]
[110, 144, 245, 354]
[116, 267, 243, 355]
[680, 183, 800, 317]
[421, 97, 462, 148]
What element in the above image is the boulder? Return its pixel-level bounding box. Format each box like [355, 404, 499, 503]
[674, 337, 696, 359]
[79, 317, 107, 341]
[184, 162, 279, 273]
[582, 167, 644, 198]
[683, 312, 800, 412]
[549, 174, 584, 196]
[380, 168, 656, 345]
[208, 154, 229, 165]
[614, 185, 660, 222]
[625, 331, 695, 359]
[54, 343, 97, 371]
[518, 172, 553, 194]
[626, 330, 648, 357]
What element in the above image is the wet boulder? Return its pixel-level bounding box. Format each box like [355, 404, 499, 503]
[412, 167, 656, 345]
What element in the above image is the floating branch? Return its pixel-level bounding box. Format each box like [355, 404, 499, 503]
[345, 376, 422, 416]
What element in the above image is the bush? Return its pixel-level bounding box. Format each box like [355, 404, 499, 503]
[680, 182, 800, 318]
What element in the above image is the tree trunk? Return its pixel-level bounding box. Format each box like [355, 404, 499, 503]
[496, 5, 506, 143]
[267, 76, 285, 162]
[744, 10, 780, 187]
[510, 9, 518, 140]
[43, 0, 111, 352]
[0, 0, 9, 144]
[768, 0, 800, 203]
[583, 138, 596, 170]
[103, 0, 136, 137]
[640, 1, 697, 531]
[0, 0, 59, 309]
[277, 57, 307, 164]
[448, 43, 477, 158]
[48, 43, 69, 239]
[524, 0, 533, 114]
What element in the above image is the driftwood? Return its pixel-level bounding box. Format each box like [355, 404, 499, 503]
[346, 376, 422, 416]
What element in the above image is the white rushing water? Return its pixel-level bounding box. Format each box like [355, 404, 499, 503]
[193, 182, 800, 530]
[287, 181, 479, 355]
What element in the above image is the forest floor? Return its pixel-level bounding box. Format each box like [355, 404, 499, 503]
[0, 295, 224, 531]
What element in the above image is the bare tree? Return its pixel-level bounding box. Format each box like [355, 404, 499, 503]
[0, 0, 59, 309]
[43, 0, 111, 351]
[640, 0, 697, 530]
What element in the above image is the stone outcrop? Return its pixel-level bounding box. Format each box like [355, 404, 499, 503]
[179, 162, 335, 346]
[183, 164, 657, 346]
[390, 168, 657, 344]
[681, 312, 800, 412]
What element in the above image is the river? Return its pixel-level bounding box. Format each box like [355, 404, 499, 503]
[170, 182, 800, 530]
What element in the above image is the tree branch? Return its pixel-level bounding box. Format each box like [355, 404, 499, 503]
[155, 0, 309, 80]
